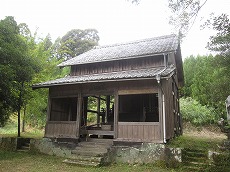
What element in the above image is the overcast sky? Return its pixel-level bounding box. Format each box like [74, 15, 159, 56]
[0, 0, 229, 58]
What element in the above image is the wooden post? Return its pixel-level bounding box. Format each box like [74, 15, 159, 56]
[82, 97, 88, 126]
[76, 93, 82, 138]
[106, 95, 110, 123]
[97, 96, 101, 126]
[114, 91, 119, 138]
[44, 93, 52, 137]
[158, 87, 163, 142]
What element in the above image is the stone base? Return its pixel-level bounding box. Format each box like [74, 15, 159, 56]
[108, 143, 182, 165]
[29, 138, 182, 166]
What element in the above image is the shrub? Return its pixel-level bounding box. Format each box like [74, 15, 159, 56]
[180, 97, 218, 126]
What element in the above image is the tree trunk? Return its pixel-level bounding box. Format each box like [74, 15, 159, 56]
[17, 107, 21, 137]
[22, 105, 26, 132]
[17, 82, 24, 137]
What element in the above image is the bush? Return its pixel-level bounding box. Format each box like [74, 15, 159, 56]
[180, 97, 218, 126]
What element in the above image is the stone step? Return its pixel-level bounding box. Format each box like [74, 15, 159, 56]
[184, 161, 208, 166]
[68, 155, 103, 162]
[182, 165, 203, 171]
[182, 155, 208, 163]
[17, 149, 29, 152]
[182, 150, 207, 158]
[86, 138, 113, 144]
[63, 159, 100, 167]
[77, 142, 112, 148]
[71, 149, 107, 156]
[74, 146, 108, 152]
[21, 146, 30, 150]
[24, 142, 30, 147]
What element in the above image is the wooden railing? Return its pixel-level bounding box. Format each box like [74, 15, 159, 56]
[45, 121, 77, 138]
[117, 122, 160, 142]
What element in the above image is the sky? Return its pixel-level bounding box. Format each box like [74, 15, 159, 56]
[0, 0, 229, 58]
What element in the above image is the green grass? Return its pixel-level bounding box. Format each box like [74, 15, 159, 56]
[0, 150, 177, 172]
[0, 118, 44, 139]
[167, 134, 223, 151]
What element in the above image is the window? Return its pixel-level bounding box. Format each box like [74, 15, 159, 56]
[50, 97, 77, 121]
[118, 94, 159, 122]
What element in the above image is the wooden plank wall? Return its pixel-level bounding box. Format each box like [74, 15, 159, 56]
[49, 80, 158, 98]
[117, 122, 160, 142]
[45, 121, 77, 138]
[71, 55, 164, 76]
[162, 78, 175, 140]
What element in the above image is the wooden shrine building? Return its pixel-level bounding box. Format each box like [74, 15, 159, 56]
[33, 34, 184, 143]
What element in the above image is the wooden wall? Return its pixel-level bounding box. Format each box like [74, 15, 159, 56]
[161, 76, 181, 140]
[45, 121, 77, 138]
[117, 122, 160, 142]
[71, 55, 164, 76]
[49, 79, 158, 98]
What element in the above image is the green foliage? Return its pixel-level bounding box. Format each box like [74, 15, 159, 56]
[54, 29, 99, 60]
[182, 54, 230, 118]
[0, 16, 40, 127]
[180, 97, 218, 126]
[205, 14, 230, 55]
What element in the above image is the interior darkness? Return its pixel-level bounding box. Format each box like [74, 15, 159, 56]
[118, 94, 159, 122]
[50, 97, 77, 121]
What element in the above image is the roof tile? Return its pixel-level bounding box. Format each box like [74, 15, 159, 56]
[58, 34, 178, 67]
[33, 66, 175, 88]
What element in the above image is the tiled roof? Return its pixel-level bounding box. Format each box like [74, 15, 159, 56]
[58, 34, 179, 67]
[33, 66, 175, 88]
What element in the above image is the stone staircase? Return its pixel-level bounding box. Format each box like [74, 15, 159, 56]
[17, 138, 30, 152]
[63, 138, 113, 166]
[182, 148, 210, 171]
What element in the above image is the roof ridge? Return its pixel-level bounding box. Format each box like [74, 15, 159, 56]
[95, 34, 177, 50]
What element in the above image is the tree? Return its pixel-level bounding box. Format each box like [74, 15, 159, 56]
[55, 29, 99, 60]
[0, 16, 40, 137]
[183, 54, 230, 118]
[168, 0, 208, 39]
[25, 35, 66, 128]
[205, 14, 230, 55]
[0, 16, 23, 127]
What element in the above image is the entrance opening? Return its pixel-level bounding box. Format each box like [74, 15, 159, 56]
[80, 95, 115, 138]
[118, 93, 159, 122]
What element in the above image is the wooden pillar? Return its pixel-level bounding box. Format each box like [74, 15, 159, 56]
[158, 87, 163, 142]
[97, 96, 101, 126]
[114, 91, 119, 138]
[45, 92, 52, 137]
[82, 97, 88, 126]
[106, 95, 110, 123]
[46, 93, 51, 122]
[76, 93, 82, 138]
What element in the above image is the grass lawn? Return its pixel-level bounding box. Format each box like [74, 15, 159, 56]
[167, 123, 227, 151]
[0, 118, 44, 139]
[0, 120, 228, 171]
[0, 150, 177, 172]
